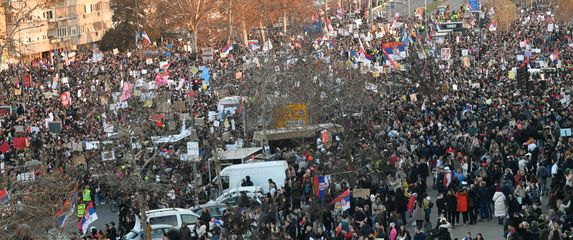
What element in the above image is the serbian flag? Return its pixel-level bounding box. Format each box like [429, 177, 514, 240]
[0, 189, 9, 204]
[77, 202, 98, 234]
[56, 209, 67, 227]
[159, 60, 170, 71]
[359, 48, 375, 61]
[550, 49, 559, 63]
[330, 189, 351, 211]
[220, 45, 233, 58]
[488, 21, 497, 31]
[60, 92, 71, 107]
[314, 175, 331, 200]
[141, 31, 151, 45]
[382, 49, 397, 68]
[248, 40, 260, 50]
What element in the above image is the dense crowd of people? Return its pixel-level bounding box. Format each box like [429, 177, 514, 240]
[2, 0, 573, 239]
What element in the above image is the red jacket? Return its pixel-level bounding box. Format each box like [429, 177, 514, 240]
[455, 191, 468, 212]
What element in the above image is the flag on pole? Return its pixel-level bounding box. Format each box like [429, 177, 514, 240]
[383, 49, 397, 68]
[77, 202, 98, 235]
[330, 189, 351, 211]
[56, 209, 67, 227]
[220, 45, 233, 57]
[159, 61, 171, 71]
[488, 21, 497, 31]
[550, 49, 559, 63]
[313, 175, 331, 200]
[141, 31, 151, 45]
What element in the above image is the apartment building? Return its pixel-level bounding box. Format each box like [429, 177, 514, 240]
[2, 0, 113, 60]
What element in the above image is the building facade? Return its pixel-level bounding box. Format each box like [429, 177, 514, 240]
[2, 0, 113, 61]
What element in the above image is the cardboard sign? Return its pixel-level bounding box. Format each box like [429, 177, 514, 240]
[47, 121, 62, 133]
[23, 74, 31, 87]
[202, 47, 214, 61]
[85, 141, 100, 150]
[101, 151, 115, 161]
[187, 142, 199, 157]
[174, 101, 187, 112]
[441, 48, 451, 60]
[561, 128, 572, 137]
[0, 106, 11, 116]
[353, 188, 371, 198]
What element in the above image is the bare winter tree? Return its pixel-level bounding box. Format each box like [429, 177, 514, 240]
[0, 0, 57, 62]
[0, 171, 80, 239]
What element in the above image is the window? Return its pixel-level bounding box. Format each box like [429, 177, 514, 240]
[84, 4, 92, 14]
[44, 10, 54, 20]
[70, 26, 77, 36]
[57, 27, 67, 37]
[181, 214, 198, 225]
[148, 215, 178, 226]
[221, 176, 229, 189]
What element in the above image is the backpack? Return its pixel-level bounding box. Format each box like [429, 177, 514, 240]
[429, 201, 434, 208]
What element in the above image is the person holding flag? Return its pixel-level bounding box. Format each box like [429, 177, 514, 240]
[331, 189, 351, 212]
[77, 201, 98, 236]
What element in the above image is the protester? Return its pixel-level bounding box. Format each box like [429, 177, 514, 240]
[2, 0, 573, 240]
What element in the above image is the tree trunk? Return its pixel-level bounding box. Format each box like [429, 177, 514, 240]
[283, 13, 288, 34]
[137, 192, 151, 240]
[227, 0, 233, 43]
[242, 20, 248, 47]
[190, 26, 198, 54]
[259, 22, 266, 45]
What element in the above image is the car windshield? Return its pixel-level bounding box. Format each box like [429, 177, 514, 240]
[151, 229, 166, 239]
[149, 215, 178, 226]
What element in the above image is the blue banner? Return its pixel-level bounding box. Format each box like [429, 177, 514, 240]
[468, 0, 479, 12]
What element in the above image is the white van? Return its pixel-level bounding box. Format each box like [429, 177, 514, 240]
[146, 208, 200, 228]
[217, 161, 288, 193]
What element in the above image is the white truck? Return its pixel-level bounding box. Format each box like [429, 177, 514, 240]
[217, 161, 288, 193]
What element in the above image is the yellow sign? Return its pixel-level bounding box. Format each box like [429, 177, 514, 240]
[275, 103, 309, 128]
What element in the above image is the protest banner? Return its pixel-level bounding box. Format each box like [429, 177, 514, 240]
[48, 121, 62, 133]
[0, 106, 11, 116]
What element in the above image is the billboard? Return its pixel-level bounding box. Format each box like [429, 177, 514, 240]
[275, 103, 309, 128]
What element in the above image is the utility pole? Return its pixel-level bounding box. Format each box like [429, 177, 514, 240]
[135, 0, 140, 48]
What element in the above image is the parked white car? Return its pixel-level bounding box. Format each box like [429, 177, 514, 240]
[121, 224, 176, 240]
[214, 186, 264, 205]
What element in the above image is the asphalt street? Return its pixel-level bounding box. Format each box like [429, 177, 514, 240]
[80, 187, 508, 239]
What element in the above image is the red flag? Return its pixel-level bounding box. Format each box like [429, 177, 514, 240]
[0, 141, 9, 154]
[13, 137, 29, 149]
[60, 92, 71, 107]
